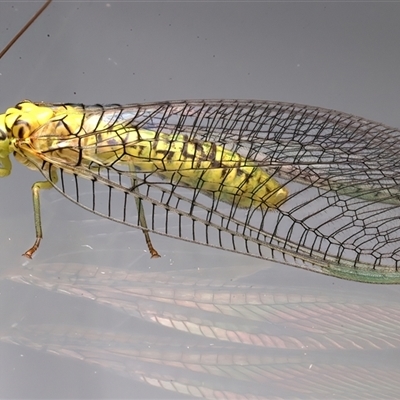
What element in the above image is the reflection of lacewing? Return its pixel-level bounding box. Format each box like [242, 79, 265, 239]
[1, 1, 400, 283]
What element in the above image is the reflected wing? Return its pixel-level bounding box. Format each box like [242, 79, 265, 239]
[26, 99, 400, 282]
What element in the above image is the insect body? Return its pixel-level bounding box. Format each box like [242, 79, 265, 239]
[0, 100, 288, 257]
[3, 101, 287, 209]
[1, 99, 400, 284]
[2, 1, 400, 284]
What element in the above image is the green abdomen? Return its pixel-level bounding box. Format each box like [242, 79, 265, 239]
[92, 126, 288, 210]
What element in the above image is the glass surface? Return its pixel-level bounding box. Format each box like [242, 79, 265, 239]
[1, 1, 400, 398]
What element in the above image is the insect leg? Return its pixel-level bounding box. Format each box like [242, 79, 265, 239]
[0, 156, 12, 177]
[129, 165, 160, 259]
[23, 167, 58, 258]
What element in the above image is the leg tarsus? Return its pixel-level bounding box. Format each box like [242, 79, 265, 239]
[130, 167, 160, 259]
[23, 237, 41, 259]
[27, 172, 57, 257]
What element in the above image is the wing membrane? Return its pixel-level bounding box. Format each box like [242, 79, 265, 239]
[21, 100, 400, 282]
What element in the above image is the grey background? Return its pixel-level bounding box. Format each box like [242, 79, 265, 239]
[1, 1, 400, 398]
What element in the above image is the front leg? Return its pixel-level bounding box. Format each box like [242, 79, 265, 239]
[24, 167, 58, 258]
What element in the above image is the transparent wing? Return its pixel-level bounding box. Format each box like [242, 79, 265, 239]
[28, 99, 400, 283]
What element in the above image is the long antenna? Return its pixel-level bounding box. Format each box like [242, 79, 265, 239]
[0, 0, 53, 59]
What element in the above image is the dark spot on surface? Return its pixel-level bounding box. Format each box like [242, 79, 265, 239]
[194, 143, 209, 162]
[138, 146, 148, 156]
[166, 150, 176, 160]
[219, 167, 229, 179]
[181, 142, 195, 160]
